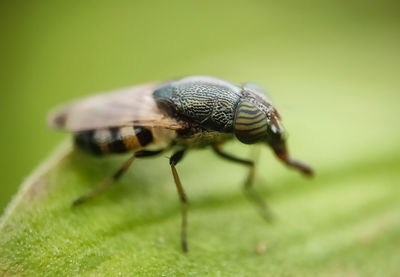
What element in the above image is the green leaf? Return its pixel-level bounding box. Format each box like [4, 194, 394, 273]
[1, 138, 400, 276]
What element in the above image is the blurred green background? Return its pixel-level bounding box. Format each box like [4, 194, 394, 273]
[0, 0, 399, 215]
[1, 1, 400, 275]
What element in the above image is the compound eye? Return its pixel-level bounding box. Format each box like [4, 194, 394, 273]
[234, 101, 268, 144]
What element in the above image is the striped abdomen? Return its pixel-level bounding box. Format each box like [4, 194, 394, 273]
[74, 126, 154, 155]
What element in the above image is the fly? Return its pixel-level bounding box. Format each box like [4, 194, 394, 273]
[48, 76, 313, 252]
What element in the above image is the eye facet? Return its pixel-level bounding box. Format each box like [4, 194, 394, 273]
[234, 101, 268, 144]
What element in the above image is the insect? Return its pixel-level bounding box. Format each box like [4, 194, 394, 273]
[48, 76, 313, 252]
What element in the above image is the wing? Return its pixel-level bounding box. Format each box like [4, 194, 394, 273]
[47, 82, 186, 132]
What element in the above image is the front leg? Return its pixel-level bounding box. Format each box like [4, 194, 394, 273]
[212, 144, 274, 222]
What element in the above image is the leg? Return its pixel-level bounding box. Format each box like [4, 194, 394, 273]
[212, 144, 274, 222]
[134, 149, 164, 158]
[73, 150, 164, 206]
[169, 150, 189, 252]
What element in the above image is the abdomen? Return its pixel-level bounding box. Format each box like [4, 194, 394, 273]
[74, 126, 155, 155]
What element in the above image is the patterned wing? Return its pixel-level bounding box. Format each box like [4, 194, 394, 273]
[47, 83, 186, 132]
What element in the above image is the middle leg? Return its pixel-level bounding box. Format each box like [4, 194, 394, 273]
[169, 150, 189, 252]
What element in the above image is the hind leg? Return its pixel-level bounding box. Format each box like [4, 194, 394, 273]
[72, 150, 164, 206]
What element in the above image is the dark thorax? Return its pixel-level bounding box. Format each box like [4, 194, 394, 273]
[153, 76, 242, 133]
